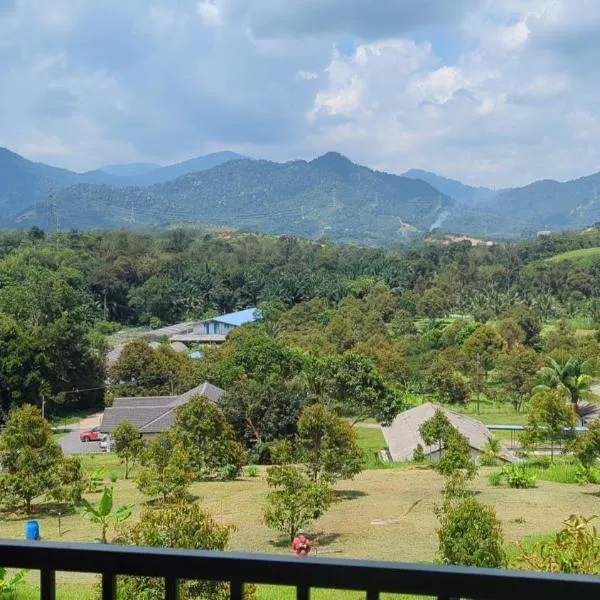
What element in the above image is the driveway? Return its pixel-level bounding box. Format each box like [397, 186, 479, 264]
[56, 412, 104, 455]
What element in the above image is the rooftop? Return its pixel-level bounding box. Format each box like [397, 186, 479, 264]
[100, 382, 225, 434]
[206, 307, 261, 326]
[382, 402, 491, 462]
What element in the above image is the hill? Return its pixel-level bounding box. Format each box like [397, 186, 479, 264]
[402, 169, 497, 207]
[0, 148, 246, 220]
[545, 246, 600, 266]
[102, 151, 246, 186]
[0, 147, 118, 218]
[11, 152, 456, 245]
[483, 171, 600, 229]
[100, 162, 161, 177]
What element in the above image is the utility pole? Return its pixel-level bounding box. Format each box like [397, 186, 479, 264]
[130, 198, 136, 224]
[301, 205, 305, 220]
[41, 393, 45, 419]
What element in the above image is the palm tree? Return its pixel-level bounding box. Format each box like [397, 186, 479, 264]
[535, 357, 595, 413]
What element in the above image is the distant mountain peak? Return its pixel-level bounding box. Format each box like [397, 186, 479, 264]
[310, 151, 358, 175]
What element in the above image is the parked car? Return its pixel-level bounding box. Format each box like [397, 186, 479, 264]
[99, 435, 111, 451]
[80, 426, 102, 442]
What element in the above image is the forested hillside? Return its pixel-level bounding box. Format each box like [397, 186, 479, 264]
[11, 153, 456, 245]
[3, 225, 600, 422]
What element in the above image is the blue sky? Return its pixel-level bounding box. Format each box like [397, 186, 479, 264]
[1, 1, 600, 187]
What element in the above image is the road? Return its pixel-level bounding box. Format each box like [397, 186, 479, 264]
[56, 412, 104, 455]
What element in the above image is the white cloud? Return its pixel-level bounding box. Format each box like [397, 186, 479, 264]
[0, 0, 599, 186]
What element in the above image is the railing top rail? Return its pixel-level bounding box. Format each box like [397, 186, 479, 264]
[2, 540, 600, 599]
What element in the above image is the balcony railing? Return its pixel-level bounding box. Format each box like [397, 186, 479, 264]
[2, 539, 600, 600]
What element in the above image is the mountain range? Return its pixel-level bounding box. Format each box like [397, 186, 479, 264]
[2, 146, 600, 244]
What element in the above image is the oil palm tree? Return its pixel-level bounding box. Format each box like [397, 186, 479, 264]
[535, 357, 595, 412]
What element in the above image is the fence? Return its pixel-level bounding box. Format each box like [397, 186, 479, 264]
[2, 540, 600, 600]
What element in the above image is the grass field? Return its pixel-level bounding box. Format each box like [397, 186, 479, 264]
[4, 452, 600, 599]
[545, 246, 600, 266]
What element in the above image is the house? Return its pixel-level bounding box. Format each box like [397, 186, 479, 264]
[99, 381, 225, 436]
[381, 402, 492, 462]
[194, 308, 261, 336]
[169, 308, 261, 345]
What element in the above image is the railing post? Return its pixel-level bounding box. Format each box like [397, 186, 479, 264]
[102, 572, 116, 600]
[230, 580, 243, 600]
[165, 575, 179, 600]
[40, 569, 56, 600]
[297, 584, 310, 600]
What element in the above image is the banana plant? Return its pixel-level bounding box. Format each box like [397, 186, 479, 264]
[77, 486, 133, 543]
[0, 566, 28, 598]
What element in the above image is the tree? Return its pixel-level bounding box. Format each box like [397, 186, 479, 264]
[437, 497, 506, 568]
[174, 395, 246, 479]
[536, 356, 594, 413]
[112, 420, 145, 479]
[0, 255, 105, 417]
[463, 324, 503, 380]
[263, 464, 332, 542]
[108, 339, 196, 397]
[496, 318, 526, 350]
[213, 330, 304, 388]
[309, 353, 402, 424]
[570, 419, 600, 469]
[115, 503, 240, 600]
[47, 456, 85, 506]
[77, 486, 132, 543]
[296, 403, 363, 484]
[419, 409, 454, 455]
[495, 346, 542, 412]
[523, 390, 575, 459]
[0, 405, 63, 513]
[219, 378, 307, 459]
[136, 432, 193, 503]
[425, 357, 471, 405]
[417, 287, 450, 321]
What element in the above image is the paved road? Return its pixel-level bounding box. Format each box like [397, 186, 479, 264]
[57, 412, 104, 455]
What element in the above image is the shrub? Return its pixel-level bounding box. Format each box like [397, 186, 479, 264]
[517, 514, 600, 574]
[109, 471, 119, 483]
[246, 465, 259, 478]
[149, 316, 162, 330]
[488, 471, 503, 487]
[412, 444, 425, 462]
[114, 504, 256, 599]
[502, 464, 536, 489]
[0, 567, 28, 597]
[437, 496, 506, 567]
[219, 464, 240, 481]
[575, 464, 599, 485]
[479, 454, 500, 467]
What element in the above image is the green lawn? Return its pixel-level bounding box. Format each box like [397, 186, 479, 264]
[4, 455, 600, 599]
[545, 246, 600, 266]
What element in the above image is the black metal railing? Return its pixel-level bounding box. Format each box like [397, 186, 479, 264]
[2, 539, 600, 600]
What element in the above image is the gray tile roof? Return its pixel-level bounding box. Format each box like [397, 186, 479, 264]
[381, 402, 491, 461]
[100, 407, 168, 433]
[99, 382, 225, 434]
[112, 396, 178, 408]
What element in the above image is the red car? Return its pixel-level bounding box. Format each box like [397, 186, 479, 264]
[80, 426, 102, 442]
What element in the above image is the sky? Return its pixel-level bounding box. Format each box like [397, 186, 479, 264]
[1, 0, 600, 187]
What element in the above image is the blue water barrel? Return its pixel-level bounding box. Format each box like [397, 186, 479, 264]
[25, 520, 40, 540]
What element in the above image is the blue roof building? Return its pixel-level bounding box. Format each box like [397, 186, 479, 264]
[193, 307, 261, 337]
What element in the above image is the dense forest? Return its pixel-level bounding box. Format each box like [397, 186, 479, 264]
[2, 224, 600, 429]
